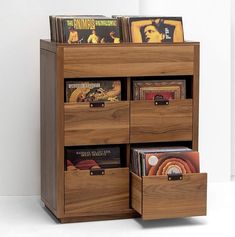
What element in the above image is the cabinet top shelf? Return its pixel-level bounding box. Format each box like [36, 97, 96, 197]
[40, 39, 199, 78]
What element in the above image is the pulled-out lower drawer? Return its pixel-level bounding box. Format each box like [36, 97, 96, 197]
[131, 172, 207, 220]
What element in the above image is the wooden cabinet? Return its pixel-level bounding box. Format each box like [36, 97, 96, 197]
[40, 40, 206, 223]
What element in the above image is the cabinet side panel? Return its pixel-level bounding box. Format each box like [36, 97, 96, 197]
[192, 45, 200, 150]
[40, 49, 57, 214]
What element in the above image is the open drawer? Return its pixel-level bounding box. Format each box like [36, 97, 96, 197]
[131, 172, 207, 220]
[130, 99, 192, 143]
[64, 101, 129, 146]
[65, 168, 130, 216]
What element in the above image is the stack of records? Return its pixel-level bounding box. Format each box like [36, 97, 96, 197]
[131, 146, 199, 176]
[49, 15, 184, 44]
[49, 15, 121, 44]
[112, 15, 184, 43]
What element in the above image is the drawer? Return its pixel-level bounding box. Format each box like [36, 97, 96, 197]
[130, 99, 192, 143]
[64, 101, 129, 146]
[131, 172, 207, 220]
[63, 45, 194, 78]
[65, 168, 130, 216]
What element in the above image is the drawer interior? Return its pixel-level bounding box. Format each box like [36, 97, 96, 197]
[131, 172, 207, 220]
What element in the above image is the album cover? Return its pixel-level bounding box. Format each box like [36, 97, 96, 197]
[65, 146, 121, 170]
[62, 18, 120, 44]
[128, 16, 184, 43]
[133, 80, 186, 100]
[131, 146, 191, 176]
[65, 80, 121, 102]
[49, 15, 118, 43]
[143, 151, 199, 176]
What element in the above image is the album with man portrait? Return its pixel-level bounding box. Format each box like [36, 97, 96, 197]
[128, 16, 184, 43]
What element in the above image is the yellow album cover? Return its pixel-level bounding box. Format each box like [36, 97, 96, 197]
[62, 18, 120, 44]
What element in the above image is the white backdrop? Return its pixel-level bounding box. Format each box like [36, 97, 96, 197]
[231, 1, 235, 177]
[0, 0, 232, 195]
[0, 0, 139, 196]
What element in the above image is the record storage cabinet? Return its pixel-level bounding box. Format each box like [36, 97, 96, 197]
[40, 40, 207, 223]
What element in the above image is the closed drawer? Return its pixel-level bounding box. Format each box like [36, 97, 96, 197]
[130, 99, 192, 143]
[65, 168, 130, 216]
[63, 45, 194, 78]
[131, 172, 207, 220]
[64, 101, 129, 146]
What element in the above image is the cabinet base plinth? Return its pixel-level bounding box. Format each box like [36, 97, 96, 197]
[44, 205, 139, 223]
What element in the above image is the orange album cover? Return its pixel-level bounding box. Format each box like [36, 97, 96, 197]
[144, 151, 199, 176]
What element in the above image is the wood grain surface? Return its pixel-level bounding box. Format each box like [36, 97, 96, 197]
[64, 101, 129, 146]
[65, 168, 130, 216]
[40, 49, 57, 215]
[131, 172, 142, 214]
[63, 44, 194, 78]
[60, 209, 138, 223]
[192, 45, 200, 150]
[130, 99, 193, 143]
[55, 47, 65, 217]
[142, 173, 207, 220]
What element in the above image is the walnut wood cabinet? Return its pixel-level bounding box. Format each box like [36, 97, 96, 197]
[40, 40, 207, 223]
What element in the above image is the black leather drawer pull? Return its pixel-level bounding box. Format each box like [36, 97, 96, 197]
[154, 95, 169, 105]
[90, 169, 105, 176]
[90, 101, 105, 108]
[167, 174, 183, 181]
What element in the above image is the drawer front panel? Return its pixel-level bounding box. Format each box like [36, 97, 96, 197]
[64, 101, 129, 146]
[64, 45, 194, 78]
[130, 99, 193, 143]
[65, 168, 130, 216]
[131, 172, 207, 220]
[142, 173, 207, 220]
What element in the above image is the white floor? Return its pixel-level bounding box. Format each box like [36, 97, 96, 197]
[0, 181, 234, 237]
